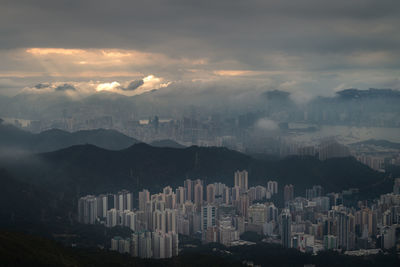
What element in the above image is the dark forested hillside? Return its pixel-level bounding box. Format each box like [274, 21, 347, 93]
[1, 231, 399, 267]
[1, 143, 390, 198]
[0, 230, 242, 267]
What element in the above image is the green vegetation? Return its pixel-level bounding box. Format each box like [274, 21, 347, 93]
[0, 231, 241, 267]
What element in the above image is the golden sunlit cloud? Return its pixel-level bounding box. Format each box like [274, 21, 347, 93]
[96, 81, 121, 92]
[26, 48, 85, 55]
[143, 75, 155, 82]
[101, 50, 133, 58]
[9, 48, 209, 82]
[213, 70, 262, 76]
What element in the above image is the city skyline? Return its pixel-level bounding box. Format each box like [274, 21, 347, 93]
[77, 171, 400, 258]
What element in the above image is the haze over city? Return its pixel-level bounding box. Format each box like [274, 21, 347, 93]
[1, 1, 400, 266]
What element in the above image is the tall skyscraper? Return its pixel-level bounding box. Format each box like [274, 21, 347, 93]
[267, 203, 278, 222]
[223, 187, 231, 205]
[175, 186, 186, 205]
[393, 178, 400, 194]
[163, 186, 173, 195]
[165, 209, 177, 233]
[337, 211, 349, 250]
[284, 184, 294, 204]
[138, 231, 153, 258]
[206, 183, 216, 204]
[194, 182, 203, 208]
[97, 194, 108, 218]
[106, 208, 118, 227]
[234, 170, 248, 192]
[232, 186, 241, 202]
[267, 180, 278, 195]
[239, 193, 250, 220]
[306, 185, 323, 200]
[184, 179, 194, 202]
[78, 195, 98, 224]
[201, 205, 216, 231]
[131, 231, 178, 259]
[139, 189, 150, 211]
[280, 209, 292, 248]
[116, 189, 133, 211]
[152, 210, 167, 233]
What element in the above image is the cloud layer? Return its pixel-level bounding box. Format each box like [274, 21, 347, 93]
[0, 0, 399, 97]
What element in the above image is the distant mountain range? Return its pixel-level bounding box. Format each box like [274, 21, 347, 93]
[0, 123, 392, 199]
[0, 122, 140, 153]
[350, 139, 400, 150]
[0, 124, 394, 227]
[149, 139, 186, 149]
[0, 121, 189, 153]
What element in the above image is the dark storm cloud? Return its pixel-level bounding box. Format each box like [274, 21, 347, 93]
[1, 0, 399, 60]
[0, 0, 400, 98]
[120, 79, 144, 91]
[55, 83, 76, 91]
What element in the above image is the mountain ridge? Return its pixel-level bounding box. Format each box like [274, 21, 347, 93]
[0, 122, 140, 152]
[1, 142, 388, 199]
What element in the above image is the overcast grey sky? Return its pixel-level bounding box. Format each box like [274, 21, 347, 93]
[0, 0, 399, 99]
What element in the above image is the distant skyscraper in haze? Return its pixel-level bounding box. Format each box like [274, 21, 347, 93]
[184, 179, 194, 202]
[97, 194, 108, 218]
[284, 184, 294, 204]
[280, 209, 292, 248]
[393, 178, 400, 194]
[78, 195, 98, 224]
[116, 189, 133, 211]
[194, 182, 203, 208]
[267, 180, 278, 195]
[175, 186, 186, 205]
[206, 184, 216, 204]
[106, 208, 117, 227]
[337, 211, 350, 250]
[139, 189, 150, 211]
[306, 185, 323, 200]
[239, 193, 250, 219]
[232, 186, 241, 202]
[234, 170, 248, 192]
[163, 186, 173, 195]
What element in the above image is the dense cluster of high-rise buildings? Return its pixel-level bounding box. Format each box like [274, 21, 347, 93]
[78, 173, 400, 258]
[111, 231, 179, 259]
[78, 188, 179, 259]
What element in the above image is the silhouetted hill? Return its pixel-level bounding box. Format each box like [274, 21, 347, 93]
[0, 169, 68, 224]
[150, 139, 186, 149]
[2, 143, 389, 199]
[0, 122, 140, 152]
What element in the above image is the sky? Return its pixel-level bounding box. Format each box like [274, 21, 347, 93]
[0, 0, 399, 100]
